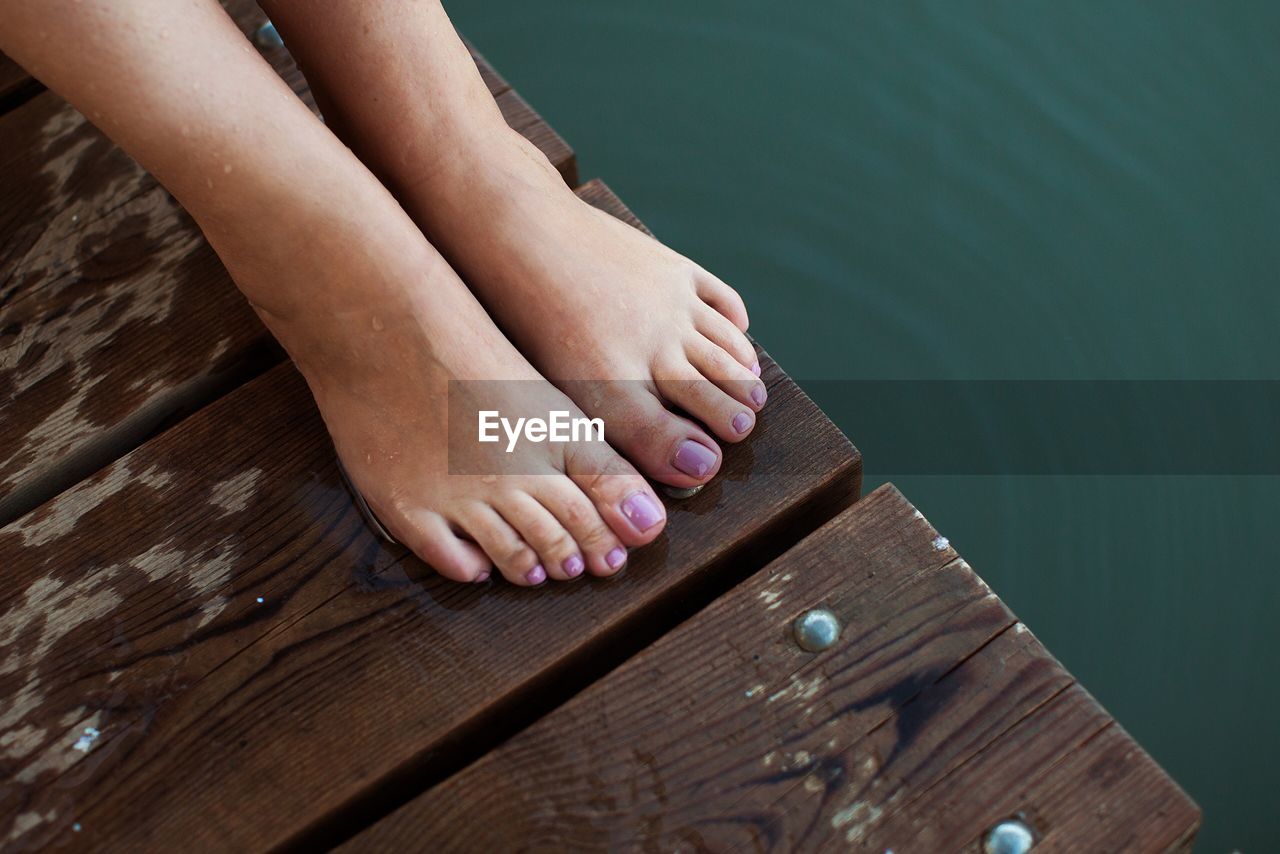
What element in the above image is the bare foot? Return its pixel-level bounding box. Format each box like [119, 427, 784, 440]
[202, 143, 666, 586]
[262, 1, 766, 490]
[0, 0, 668, 585]
[406, 130, 765, 491]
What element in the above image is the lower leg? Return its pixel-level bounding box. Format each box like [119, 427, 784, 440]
[0, 0, 667, 584]
[261, 0, 767, 489]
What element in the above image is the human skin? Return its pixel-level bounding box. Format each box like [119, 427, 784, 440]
[259, 0, 768, 491]
[0, 0, 675, 585]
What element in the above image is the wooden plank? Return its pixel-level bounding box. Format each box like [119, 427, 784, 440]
[342, 485, 1200, 852]
[0, 53, 41, 115]
[0, 180, 861, 850]
[0, 28, 575, 526]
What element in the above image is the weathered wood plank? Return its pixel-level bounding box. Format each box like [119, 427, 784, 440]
[0, 181, 861, 850]
[0, 26, 574, 526]
[342, 485, 1199, 852]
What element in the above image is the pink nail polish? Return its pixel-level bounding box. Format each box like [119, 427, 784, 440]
[751, 361, 761, 377]
[476, 570, 491, 583]
[733, 412, 752, 434]
[621, 491, 664, 532]
[673, 439, 717, 478]
[563, 554, 585, 578]
[606, 547, 627, 570]
[751, 384, 766, 407]
[526, 564, 546, 585]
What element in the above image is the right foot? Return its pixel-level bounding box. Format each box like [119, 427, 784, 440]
[198, 141, 667, 585]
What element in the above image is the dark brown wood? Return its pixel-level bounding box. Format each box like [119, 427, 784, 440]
[341, 485, 1200, 853]
[0, 26, 575, 527]
[0, 53, 41, 115]
[0, 178, 861, 850]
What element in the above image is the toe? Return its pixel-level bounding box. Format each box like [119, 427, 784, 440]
[397, 511, 491, 583]
[654, 355, 758, 443]
[531, 477, 628, 577]
[454, 503, 546, 587]
[585, 381, 722, 488]
[563, 441, 668, 547]
[495, 489, 586, 581]
[695, 270, 749, 332]
[687, 336, 767, 413]
[696, 307, 761, 376]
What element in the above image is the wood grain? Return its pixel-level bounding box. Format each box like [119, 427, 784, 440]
[0, 181, 861, 850]
[0, 21, 575, 526]
[342, 485, 1200, 853]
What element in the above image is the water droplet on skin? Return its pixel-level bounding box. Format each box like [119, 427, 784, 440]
[223, 163, 233, 174]
[205, 178, 213, 189]
[371, 316, 384, 331]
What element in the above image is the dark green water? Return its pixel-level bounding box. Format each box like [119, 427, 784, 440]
[453, 2, 1279, 849]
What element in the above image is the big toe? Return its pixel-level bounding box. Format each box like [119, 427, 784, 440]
[564, 440, 668, 548]
[570, 380, 723, 489]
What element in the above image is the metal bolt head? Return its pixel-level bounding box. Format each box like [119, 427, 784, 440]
[984, 820, 1035, 854]
[793, 608, 840, 652]
[661, 483, 703, 500]
[254, 21, 284, 49]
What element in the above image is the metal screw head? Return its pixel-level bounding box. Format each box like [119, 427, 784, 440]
[254, 21, 284, 49]
[793, 608, 840, 652]
[984, 820, 1035, 854]
[661, 483, 703, 499]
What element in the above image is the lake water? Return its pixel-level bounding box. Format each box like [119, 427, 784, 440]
[454, 2, 1279, 849]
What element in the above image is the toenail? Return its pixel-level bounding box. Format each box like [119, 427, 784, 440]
[606, 547, 628, 570]
[563, 554, 585, 578]
[673, 440, 718, 479]
[751, 361, 761, 377]
[751, 383, 767, 407]
[733, 412, 753, 434]
[621, 491, 665, 532]
[526, 564, 547, 585]
[476, 570, 491, 583]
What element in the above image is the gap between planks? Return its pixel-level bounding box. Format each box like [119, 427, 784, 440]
[339, 485, 1199, 852]
[0, 184, 862, 850]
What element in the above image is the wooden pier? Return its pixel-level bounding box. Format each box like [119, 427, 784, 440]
[0, 4, 1199, 850]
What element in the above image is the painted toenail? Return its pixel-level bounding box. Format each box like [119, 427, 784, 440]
[476, 570, 491, 583]
[526, 564, 547, 585]
[751, 361, 761, 377]
[621, 491, 665, 532]
[751, 384, 766, 407]
[673, 440, 718, 478]
[563, 554, 585, 578]
[606, 547, 628, 570]
[733, 412, 753, 434]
